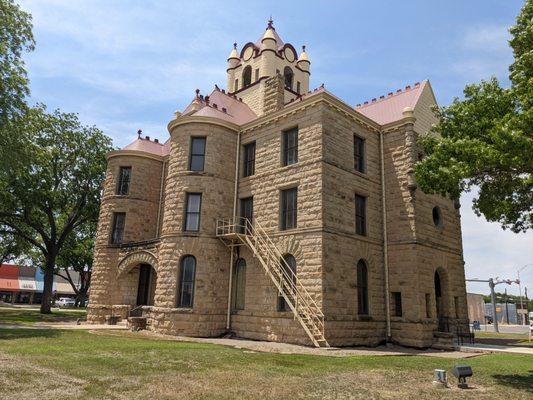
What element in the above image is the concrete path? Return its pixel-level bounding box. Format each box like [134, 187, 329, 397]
[116, 330, 481, 359]
[1, 321, 482, 358]
[460, 343, 533, 355]
[476, 324, 530, 334]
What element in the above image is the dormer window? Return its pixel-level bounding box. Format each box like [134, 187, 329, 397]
[242, 66, 252, 87]
[284, 67, 294, 90]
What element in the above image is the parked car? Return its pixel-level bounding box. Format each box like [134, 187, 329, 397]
[56, 297, 76, 308]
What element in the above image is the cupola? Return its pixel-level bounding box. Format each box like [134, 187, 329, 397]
[261, 19, 277, 50]
[297, 45, 310, 73]
[227, 43, 240, 69]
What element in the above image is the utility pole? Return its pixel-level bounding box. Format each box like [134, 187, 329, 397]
[466, 277, 519, 333]
[489, 278, 499, 333]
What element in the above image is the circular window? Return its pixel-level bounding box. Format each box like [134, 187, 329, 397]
[432, 206, 442, 227]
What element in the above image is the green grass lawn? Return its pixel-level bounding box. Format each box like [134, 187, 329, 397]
[0, 306, 86, 325]
[0, 328, 531, 400]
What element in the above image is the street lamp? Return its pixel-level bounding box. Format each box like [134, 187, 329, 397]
[517, 264, 533, 326]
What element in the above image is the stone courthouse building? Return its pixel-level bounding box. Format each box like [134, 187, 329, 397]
[88, 20, 468, 348]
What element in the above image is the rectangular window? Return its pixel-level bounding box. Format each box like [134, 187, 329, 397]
[240, 196, 253, 232]
[296, 81, 301, 94]
[425, 293, 431, 318]
[255, 68, 259, 81]
[242, 142, 256, 177]
[184, 193, 202, 232]
[234, 79, 238, 91]
[392, 292, 402, 317]
[355, 195, 367, 236]
[188, 137, 206, 172]
[282, 127, 298, 166]
[354, 135, 365, 173]
[116, 167, 131, 195]
[281, 187, 298, 230]
[110, 212, 126, 244]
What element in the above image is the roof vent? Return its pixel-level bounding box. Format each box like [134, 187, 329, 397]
[154, 138, 159, 143]
[388, 92, 393, 97]
[396, 89, 402, 93]
[371, 98, 377, 102]
[379, 95, 385, 99]
[405, 85, 411, 90]
[414, 82, 420, 86]
[213, 103, 218, 109]
[146, 136, 150, 141]
[356, 103, 361, 107]
[222, 107, 227, 113]
[222, 89, 225, 93]
[364, 101, 368, 105]
[205, 95, 210, 104]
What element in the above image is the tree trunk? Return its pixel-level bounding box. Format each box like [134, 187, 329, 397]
[40, 257, 55, 314]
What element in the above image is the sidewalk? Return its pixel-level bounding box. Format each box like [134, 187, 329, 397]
[460, 343, 533, 355]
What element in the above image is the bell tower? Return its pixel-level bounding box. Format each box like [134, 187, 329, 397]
[226, 19, 311, 115]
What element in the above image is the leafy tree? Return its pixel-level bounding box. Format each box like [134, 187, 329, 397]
[0, 0, 35, 174]
[0, 0, 34, 122]
[55, 224, 95, 306]
[415, 0, 533, 233]
[0, 105, 113, 313]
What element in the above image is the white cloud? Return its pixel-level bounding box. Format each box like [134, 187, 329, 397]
[462, 25, 510, 53]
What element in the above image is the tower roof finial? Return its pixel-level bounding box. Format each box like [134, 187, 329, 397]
[233, 42, 237, 49]
[267, 16, 273, 29]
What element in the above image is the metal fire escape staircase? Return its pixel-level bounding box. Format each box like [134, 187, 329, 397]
[216, 217, 329, 348]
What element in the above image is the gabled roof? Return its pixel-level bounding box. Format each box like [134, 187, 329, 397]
[183, 88, 257, 125]
[355, 80, 429, 126]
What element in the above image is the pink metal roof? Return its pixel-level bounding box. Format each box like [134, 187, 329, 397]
[187, 88, 257, 125]
[355, 81, 427, 125]
[122, 137, 169, 156]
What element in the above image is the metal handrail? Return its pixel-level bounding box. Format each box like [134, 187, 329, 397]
[216, 216, 327, 346]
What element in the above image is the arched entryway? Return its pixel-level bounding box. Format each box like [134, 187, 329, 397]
[136, 264, 157, 306]
[117, 251, 159, 307]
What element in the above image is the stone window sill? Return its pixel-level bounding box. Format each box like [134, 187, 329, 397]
[357, 315, 372, 321]
[169, 308, 194, 314]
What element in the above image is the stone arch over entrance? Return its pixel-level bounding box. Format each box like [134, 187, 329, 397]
[117, 251, 159, 306]
[117, 250, 158, 277]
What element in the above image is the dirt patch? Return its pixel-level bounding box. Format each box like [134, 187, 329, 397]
[0, 351, 86, 400]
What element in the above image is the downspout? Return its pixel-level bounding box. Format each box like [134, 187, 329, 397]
[226, 130, 241, 331]
[380, 130, 391, 341]
[155, 159, 167, 238]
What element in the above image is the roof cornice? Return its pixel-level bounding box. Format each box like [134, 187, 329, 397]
[167, 115, 240, 134]
[107, 150, 166, 162]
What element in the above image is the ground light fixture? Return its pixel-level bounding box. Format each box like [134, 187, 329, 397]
[452, 365, 473, 389]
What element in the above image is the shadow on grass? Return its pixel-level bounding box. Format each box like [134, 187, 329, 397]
[0, 328, 61, 340]
[492, 371, 533, 393]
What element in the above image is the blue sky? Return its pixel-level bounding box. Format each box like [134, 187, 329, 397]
[19, 0, 532, 296]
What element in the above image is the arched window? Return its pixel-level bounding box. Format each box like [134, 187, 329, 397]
[242, 66, 252, 87]
[432, 206, 442, 227]
[278, 254, 296, 311]
[357, 259, 369, 315]
[177, 255, 196, 308]
[232, 258, 246, 310]
[284, 66, 294, 89]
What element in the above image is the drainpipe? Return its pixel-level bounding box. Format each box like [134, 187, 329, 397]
[226, 130, 241, 331]
[155, 160, 167, 237]
[380, 130, 391, 341]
